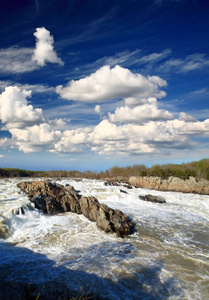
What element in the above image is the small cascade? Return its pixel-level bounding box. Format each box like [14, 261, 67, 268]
[10, 203, 34, 216]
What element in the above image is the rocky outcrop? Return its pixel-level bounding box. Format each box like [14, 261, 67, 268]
[104, 178, 133, 189]
[17, 180, 134, 236]
[129, 176, 209, 195]
[139, 194, 166, 203]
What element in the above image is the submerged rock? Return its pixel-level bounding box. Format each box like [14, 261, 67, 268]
[104, 178, 133, 189]
[17, 180, 134, 236]
[139, 194, 166, 203]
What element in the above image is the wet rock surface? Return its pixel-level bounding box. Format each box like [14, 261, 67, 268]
[17, 180, 134, 236]
[139, 194, 166, 203]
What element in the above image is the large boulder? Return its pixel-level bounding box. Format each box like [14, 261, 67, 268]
[17, 180, 134, 236]
[17, 180, 82, 215]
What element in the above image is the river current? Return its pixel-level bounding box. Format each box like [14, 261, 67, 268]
[0, 178, 209, 299]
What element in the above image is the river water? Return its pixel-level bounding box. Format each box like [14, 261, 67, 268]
[0, 178, 209, 299]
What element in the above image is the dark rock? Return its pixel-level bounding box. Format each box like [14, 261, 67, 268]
[96, 204, 115, 233]
[120, 189, 128, 194]
[104, 179, 120, 186]
[32, 195, 47, 212]
[139, 194, 166, 203]
[104, 179, 133, 190]
[122, 183, 133, 189]
[79, 196, 100, 221]
[17, 180, 134, 236]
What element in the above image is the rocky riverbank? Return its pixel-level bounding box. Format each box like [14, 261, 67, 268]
[129, 176, 209, 195]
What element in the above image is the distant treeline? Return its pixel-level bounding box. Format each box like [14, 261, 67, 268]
[0, 158, 209, 180]
[107, 159, 209, 180]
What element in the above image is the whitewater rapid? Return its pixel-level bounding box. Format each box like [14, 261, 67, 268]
[0, 178, 209, 299]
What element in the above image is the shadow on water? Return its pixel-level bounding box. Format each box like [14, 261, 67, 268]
[0, 241, 182, 300]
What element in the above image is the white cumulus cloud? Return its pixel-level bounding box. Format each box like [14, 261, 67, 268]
[0, 86, 45, 129]
[32, 27, 64, 66]
[56, 65, 167, 102]
[108, 98, 174, 124]
[0, 86, 62, 153]
[53, 127, 91, 153]
[170, 119, 209, 136]
[10, 123, 61, 153]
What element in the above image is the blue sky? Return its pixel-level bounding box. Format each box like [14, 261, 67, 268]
[0, 0, 209, 171]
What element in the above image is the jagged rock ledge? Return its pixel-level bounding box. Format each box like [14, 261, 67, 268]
[129, 176, 209, 195]
[17, 180, 134, 237]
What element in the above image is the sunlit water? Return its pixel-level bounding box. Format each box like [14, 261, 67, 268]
[0, 178, 209, 299]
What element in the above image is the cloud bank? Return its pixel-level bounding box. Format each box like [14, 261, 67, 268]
[1, 61, 209, 157]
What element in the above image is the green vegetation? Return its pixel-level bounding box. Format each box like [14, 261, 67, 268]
[108, 159, 209, 180]
[0, 158, 209, 180]
[0, 168, 35, 177]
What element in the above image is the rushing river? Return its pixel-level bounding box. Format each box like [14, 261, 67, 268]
[0, 178, 209, 299]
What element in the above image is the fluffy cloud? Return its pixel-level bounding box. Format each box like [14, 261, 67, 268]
[108, 98, 173, 124]
[170, 119, 209, 136]
[94, 105, 101, 114]
[90, 120, 126, 142]
[0, 86, 62, 153]
[53, 127, 91, 153]
[32, 27, 64, 66]
[10, 123, 61, 153]
[56, 65, 167, 102]
[0, 86, 45, 129]
[123, 97, 148, 107]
